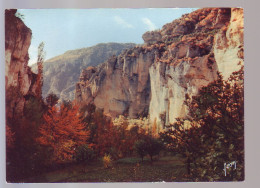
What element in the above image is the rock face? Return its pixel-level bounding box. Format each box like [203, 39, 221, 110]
[76, 48, 157, 118]
[213, 8, 244, 79]
[75, 8, 244, 128]
[32, 43, 136, 102]
[5, 9, 40, 119]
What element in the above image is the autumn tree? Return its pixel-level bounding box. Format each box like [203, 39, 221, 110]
[80, 105, 148, 159]
[161, 66, 244, 181]
[80, 106, 121, 158]
[81, 107, 113, 157]
[38, 103, 90, 163]
[110, 116, 149, 158]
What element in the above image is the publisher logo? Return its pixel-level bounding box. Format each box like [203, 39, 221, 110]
[223, 161, 236, 176]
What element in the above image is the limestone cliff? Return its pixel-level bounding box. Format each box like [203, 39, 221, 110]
[75, 8, 244, 128]
[5, 9, 40, 119]
[76, 48, 156, 118]
[213, 8, 244, 79]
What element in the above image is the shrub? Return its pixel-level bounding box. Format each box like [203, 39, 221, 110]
[102, 154, 112, 168]
[74, 145, 95, 163]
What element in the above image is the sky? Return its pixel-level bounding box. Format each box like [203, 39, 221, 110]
[17, 8, 197, 66]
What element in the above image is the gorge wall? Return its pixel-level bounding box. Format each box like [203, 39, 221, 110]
[5, 9, 40, 119]
[75, 8, 244, 129]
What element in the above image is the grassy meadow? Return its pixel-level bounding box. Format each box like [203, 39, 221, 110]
[24, 155, 189, 183]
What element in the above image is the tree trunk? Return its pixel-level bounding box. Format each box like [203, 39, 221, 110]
[187, 157, 191, 175]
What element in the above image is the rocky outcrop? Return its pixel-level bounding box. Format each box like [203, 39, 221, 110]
[5, 9, 40, 119]
[76, 48, 157, 118]
[76, 8, 244, 128]
[142, 31, 162, 44]
[31, 43, 136, 102]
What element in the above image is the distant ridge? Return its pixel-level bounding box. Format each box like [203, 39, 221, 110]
[32, 42, 136, 102]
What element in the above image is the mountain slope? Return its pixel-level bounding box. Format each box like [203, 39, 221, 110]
[32, 43, 136, 102]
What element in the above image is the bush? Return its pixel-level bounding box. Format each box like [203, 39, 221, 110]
[74, 145, 95, 163]
[102, 154, 112, 168]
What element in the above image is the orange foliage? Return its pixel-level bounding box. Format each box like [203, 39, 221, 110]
[94, 118, 114, 156]
[89, 112, 147, 158]
[37, 103, 89, 163]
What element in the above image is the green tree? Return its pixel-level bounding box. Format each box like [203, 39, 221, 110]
[134, 136, 164, 162]
[134, 140, 147, 162]
[144, 136, 164, 162]
[45, 93, 59, 107]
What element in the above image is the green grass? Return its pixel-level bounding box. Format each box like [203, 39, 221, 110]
[24, 155, 190, 183]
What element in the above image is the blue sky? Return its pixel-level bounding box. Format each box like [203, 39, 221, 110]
[17, 8, 196, 65]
